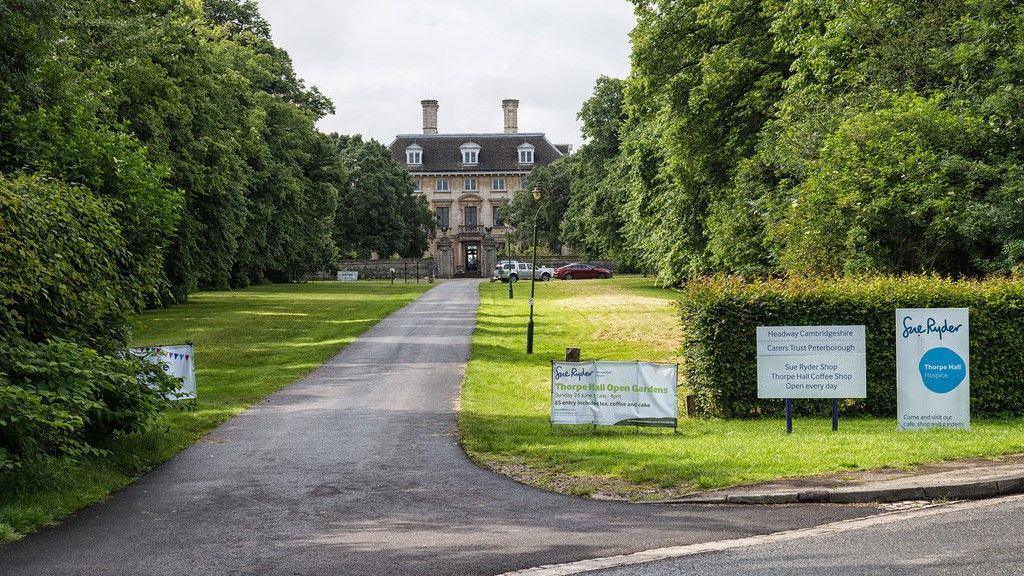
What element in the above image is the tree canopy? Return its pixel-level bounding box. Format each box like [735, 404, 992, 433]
[0, 0, 433, 470]
[332, 135, 433, 259]
[549, 0, 1024, 283]
[1, 0, 430, 302]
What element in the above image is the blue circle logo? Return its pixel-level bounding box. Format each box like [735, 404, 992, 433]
[918, 347, 967, 394]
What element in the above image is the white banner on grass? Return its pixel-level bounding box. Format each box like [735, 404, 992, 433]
[131, 344, 197, 400]
[551, 361, 677, 427]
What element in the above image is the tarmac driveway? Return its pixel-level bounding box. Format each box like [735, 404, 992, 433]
[0, 280, 876, 576]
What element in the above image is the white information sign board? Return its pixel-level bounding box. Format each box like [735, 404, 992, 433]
[896, 308, 969, 430]
[551, 361, 677, 427]
[337, 271, 359, 282]
[131, 344, 197, 400]
[757, 326, 866, 398]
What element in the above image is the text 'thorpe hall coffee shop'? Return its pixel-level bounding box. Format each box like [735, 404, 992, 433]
[754, 308, 970, 431]
[549, 307, 973, 433]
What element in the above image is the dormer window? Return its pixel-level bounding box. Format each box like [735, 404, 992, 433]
[405, 144, 422, 165]
[460, 142, 481, 165]
[518, 143, 535, 164]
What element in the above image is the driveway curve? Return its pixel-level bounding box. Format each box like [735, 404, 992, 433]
[1, 280, 874, 576]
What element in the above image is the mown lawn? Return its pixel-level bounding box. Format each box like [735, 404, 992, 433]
[0, 281, 430, 541]
[459, 277, 1024, 499]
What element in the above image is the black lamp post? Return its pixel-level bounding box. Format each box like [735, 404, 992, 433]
[526, 187, 541, 354]
[507, 224, 514, 299]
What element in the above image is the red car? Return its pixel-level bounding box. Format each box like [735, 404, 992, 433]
[554, 263, 613, 280]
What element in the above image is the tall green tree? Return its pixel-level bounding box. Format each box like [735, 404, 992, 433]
[561, 77, 630, 261]
[331, 135, 432, 259]
[620, 0, 790, 282]
[504, 156, 573, 254]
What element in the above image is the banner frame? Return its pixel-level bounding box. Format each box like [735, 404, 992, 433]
[549, 359, 679, 430]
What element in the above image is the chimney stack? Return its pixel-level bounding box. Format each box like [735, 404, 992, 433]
[421, 99, 438, 134]
[502, 99, 519, 133]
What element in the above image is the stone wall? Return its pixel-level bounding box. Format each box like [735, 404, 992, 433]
[306, 258, 438, 281]
[305, 256, 619, 281]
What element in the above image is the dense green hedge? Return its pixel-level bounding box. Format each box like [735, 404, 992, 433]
[0, 174, 129, 352]
[0, 174, 176, 471]
[681, 276, 1024, 418]
[0, 339, 177, 472]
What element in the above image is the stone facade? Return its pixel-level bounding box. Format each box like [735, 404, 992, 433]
[416, 175, 518, 278]
[389, 99, 568, 277]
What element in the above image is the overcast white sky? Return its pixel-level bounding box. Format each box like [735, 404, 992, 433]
[256, 1, 636, 148]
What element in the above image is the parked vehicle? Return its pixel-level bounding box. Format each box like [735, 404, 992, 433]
[492, 260, 554, 282]
[554, 263, 613, 280]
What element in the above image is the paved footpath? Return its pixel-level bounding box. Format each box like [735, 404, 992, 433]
[0, 280, 875, 576]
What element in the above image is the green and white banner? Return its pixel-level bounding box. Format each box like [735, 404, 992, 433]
[551, 361, 677, 427]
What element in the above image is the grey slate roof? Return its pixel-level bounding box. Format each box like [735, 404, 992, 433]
[389, 133, 564, 173]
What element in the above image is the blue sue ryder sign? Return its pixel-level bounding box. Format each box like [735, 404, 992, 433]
[551, 361, 678, 427]
[897, 308, 970, 430]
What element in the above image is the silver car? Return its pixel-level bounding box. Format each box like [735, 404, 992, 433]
[492, 260, 553, 282]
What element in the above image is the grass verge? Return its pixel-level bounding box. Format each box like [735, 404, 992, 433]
[0, 280, 430, 541]
[459, 276, 1024, 500]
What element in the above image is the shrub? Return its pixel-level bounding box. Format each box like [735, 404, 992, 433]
[0, 174, 177, 471]
[681, 276, 1024, 418]
[0, 173, 130, 352]
[0, 338, 178, 471]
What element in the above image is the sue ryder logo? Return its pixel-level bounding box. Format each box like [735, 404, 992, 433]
[901, 316, 963, 340]
[554, 366, 594, 381]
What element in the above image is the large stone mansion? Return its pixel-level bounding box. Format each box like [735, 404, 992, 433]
[388, 99, 568, 277]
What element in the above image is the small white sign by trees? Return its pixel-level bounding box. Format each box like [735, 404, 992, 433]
[131, 344, 197, 400]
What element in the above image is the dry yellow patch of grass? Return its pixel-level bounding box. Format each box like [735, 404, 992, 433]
[547, 282, 682, 358]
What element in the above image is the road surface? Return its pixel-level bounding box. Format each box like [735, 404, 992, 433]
[588, 495, 1024, 576]
[1, 280, 876, 576]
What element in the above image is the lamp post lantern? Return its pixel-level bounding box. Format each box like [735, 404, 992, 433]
[526, 187, 542, 354]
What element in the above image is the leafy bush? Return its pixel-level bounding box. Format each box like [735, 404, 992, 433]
[681, 276, 1024, 418]
[0, 338, 177, 472]
[0, 174, 129, 352]
[0, 174, 177, 471]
